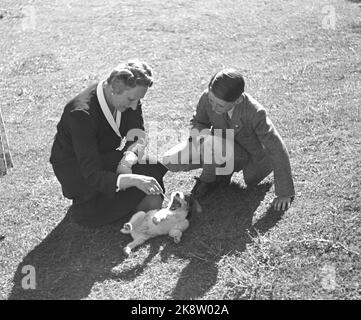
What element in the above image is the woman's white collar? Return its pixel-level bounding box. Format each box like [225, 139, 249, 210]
[97, 81, 126, 151]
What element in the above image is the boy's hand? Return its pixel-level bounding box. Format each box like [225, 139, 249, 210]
[189, 128, 212, 141]
[272, 196, 292, 211]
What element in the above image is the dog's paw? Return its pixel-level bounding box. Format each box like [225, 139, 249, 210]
[169, 229, 182, 243]
[173, 236, 181, 244]
[123, 246, 132, 256]
[172, 232, 182, 244]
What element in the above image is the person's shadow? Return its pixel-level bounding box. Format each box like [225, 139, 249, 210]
[8, 209, 131, 300]
[8, 181, 284, 300]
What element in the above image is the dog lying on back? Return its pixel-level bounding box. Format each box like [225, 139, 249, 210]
[121, 192, 201, 255]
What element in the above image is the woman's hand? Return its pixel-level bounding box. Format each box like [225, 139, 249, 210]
[117, 174, 163, 195]
[272, 196, 292, 211]
[132, 174, 163, 195]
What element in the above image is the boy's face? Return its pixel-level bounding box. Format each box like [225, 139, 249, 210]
[208, 91, 237, 114]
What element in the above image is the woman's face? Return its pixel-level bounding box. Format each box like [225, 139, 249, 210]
[208, 91, 236, 114]
[111, 85, 148, 112]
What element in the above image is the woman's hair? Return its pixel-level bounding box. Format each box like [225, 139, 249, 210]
[208, 69, 245, 102]
[107, 59, 153, 94]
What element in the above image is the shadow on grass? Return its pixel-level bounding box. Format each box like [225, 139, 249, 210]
[8, 182, 284, 300]
[164, 181, 284, 299]
[174, 182, 286, 299]
[110, 181, 285, 299]
[8, 210, 129, 300]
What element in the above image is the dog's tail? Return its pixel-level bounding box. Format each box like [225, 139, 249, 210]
[120, 222, 132, 234]
[120, 211, 147, 233]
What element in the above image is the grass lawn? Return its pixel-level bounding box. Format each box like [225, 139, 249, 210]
[0, 0, 360, 299]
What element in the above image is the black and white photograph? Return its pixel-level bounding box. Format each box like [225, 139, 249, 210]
[0, 0, 360, 302]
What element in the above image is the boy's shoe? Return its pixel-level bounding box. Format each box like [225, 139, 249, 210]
[216, 174, 233, 186]
[191, 178, 218, 199]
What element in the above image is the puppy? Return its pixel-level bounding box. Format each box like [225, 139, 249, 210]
[120, 192, 201, 255]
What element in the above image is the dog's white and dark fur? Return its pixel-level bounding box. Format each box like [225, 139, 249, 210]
[121, 192, 201, 255]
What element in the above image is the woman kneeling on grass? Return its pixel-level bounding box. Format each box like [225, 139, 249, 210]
[50, 60, 167, 227]
[163, 68, 295, 211]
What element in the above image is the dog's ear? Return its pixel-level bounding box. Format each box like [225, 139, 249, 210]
[193, 199, 202, 214]
[185, 194, 202, 220]
[184, 193, 191, 204]
[184, 194, 192, 219]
